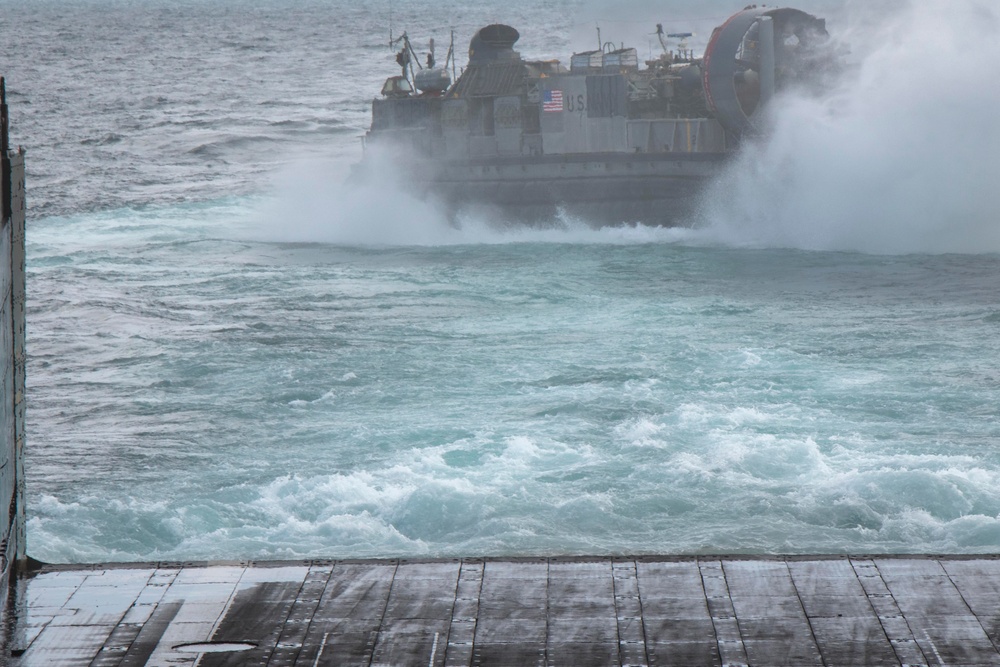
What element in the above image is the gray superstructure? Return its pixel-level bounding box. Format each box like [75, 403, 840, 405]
[360, 7, 836, 226]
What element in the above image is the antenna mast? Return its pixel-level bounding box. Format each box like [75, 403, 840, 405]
[447, 29, 456, 81]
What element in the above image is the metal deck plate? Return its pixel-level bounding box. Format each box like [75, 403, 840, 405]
[9, 556, 1000, 666]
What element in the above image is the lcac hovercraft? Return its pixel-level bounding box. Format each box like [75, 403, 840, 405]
[357, 7, 840, 227]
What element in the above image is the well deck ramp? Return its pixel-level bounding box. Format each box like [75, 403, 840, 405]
[8, 555, 1000, 666]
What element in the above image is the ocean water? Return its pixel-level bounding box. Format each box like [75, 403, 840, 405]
[3, 0, 1000, 564]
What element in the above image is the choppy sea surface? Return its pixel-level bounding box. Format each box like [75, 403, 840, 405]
[3, 0, 1000, 563]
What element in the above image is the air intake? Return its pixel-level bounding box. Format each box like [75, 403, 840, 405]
[468, 24, 520, 65]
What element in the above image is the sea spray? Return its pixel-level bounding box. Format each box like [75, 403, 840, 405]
[248, 146, 703, 246]
[697, 0, 1000, 254]
[248, 147, 461, 246]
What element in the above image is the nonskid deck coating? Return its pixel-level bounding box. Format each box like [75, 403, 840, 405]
[8, 555, 1000, 666]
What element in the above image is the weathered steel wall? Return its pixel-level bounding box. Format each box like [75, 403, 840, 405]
[0, 77, 26, 607]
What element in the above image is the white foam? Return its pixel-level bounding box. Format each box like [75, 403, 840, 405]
[287, 389, 337, 407]
[499, 435, 542, 462]
[245, 145, 711, 247]
[725, 406, 769, 426]
[615, 417, 665, 448]
[246, 152, 459, 246]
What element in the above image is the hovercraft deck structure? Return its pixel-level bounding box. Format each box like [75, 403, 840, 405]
[360, 7, 838, 226]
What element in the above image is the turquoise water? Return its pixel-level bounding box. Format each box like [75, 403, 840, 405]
[5, 0, 1000, 562]
[24, 202, 1000, 561]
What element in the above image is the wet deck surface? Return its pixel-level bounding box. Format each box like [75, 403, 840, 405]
[8, 556, 1000, 666]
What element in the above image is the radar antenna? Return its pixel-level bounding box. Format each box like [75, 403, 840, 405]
[390, 32, 423, 83]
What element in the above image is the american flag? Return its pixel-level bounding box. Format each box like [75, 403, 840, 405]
[543, 89, 564, 112]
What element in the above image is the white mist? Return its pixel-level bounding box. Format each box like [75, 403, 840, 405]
[698, 0, 1000, 254]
